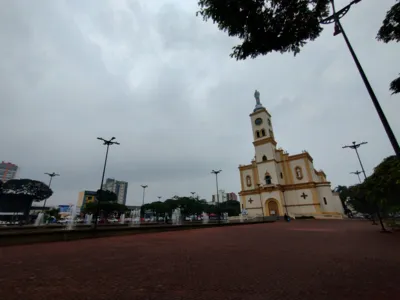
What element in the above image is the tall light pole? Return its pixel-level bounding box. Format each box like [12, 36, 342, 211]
[190, 192, 196, 199]
[257, 183, 265, 222]
[94, 137, 120, 229]
[343, 141, 367, 180]
[350, 170, 362, 183]
[141, 185, 148, 218]
[158, 196, 162, 201]
[211, 170, 222, 224]
[321, 0, 400, 158]
[43, 172, 60, 209]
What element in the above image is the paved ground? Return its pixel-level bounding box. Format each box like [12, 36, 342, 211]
[0, 220, 399, 300]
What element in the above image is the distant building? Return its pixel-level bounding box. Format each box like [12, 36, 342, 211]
[103, 178, 128, 205]
[77, 190, 97, 208]
[0, 161, 18, 182]
[226, 192, 238, 201]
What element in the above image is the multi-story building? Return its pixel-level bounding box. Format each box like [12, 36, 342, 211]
[103, 178, 128, 205]
[77, 190, 97, 208]
[0, 161, 18, 182]
[226, 192, 238, 201]
[211, 191, 239, 204]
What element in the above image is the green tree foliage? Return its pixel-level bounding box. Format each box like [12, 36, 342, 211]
[377, 1, 400, 94]
[96, 189, 118, 202]
[141, 196, 241, 218]
[347, 156, 400, 231]
[197, 0, 330, 60]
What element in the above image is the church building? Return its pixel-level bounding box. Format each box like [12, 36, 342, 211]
[238, 91, 344, 219]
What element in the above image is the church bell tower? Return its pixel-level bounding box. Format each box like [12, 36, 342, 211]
[250, 90, 277, 164]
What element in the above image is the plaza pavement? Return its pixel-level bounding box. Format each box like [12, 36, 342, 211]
[0, 219, 399, 300]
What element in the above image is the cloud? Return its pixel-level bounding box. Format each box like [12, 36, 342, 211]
[1, 0, 399, 206]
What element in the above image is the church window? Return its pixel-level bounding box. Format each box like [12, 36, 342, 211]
[265, 172, 272, 185]
[262, 155, 267, 162]
[268, 119, 271, 126]
[261, 129, 266, 136]
[295, 166, 303, 180]
[269, 129, 274, 139]
[246, 175, 252, 187]
[323, 197, 327, 205]
[280, 172, 283, 179]
[256, 131, 260, 138]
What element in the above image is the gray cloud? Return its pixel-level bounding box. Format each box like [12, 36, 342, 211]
[1, 0, 399, 206]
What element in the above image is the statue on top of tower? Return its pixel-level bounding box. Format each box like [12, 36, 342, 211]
[254, 90, 261, 105]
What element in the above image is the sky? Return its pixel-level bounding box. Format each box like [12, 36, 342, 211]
[0, 0, 399, 206]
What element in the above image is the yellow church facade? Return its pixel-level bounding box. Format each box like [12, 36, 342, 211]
[238, 91, 344, 219]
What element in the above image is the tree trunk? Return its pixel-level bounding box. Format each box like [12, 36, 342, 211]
[376, 210, 389, 232]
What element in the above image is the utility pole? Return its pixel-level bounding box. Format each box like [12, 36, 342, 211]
[350, 171, 362, 183]
[94, 137, 120, 229]
[43, 172, 60, 210]
[141, 185, 148, 218]
[211, 170, 222, 224]
[343, 141, 367, 180]
[321, 0, 400, 158]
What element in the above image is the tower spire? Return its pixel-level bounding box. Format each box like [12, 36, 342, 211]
[253, 90, 264, 112]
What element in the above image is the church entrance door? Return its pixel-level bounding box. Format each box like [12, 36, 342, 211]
[267, 200, 279, 216]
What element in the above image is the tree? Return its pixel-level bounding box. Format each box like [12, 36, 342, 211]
[96, 189, 118, 202]
[0, 179, 53, 220]
[0, 180, 3, 196]
[347, 156, 400, 231]
[377, 1, 400, 94]
[333, 185, 353, 216]
[197, 0, 331, 60]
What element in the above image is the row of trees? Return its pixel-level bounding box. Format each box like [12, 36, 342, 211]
[140, 196, 241, 218]
[335, 155, 400, 231]
[81, 193, 241, 221]
[197, 0, 400, 94]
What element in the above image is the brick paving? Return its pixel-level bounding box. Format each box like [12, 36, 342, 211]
[0, 220, 399, 300]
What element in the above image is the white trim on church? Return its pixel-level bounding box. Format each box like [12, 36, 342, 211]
[238, 91, 344, 219]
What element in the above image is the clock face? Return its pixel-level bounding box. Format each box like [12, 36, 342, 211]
[255, 118, 263, 125]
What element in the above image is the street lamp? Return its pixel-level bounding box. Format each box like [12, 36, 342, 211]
[190, 192, 196, 199]
[211, 170, 222, 224]
[43, 172, 60, 209]
[141, 185, 148, 218]
[343, 141, 367, 180]
[320, 0, 400, 158]
[94, 137, 120, 229]
[257, 183, 265, 222]
[158, 196, 162, 201]
[350, 170, 362, 183]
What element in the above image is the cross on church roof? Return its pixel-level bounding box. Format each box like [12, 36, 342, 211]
[248, 198, 254, 204]
[300, 193, 308, 199]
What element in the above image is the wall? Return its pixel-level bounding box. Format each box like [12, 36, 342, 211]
[289, 159, 310, 184]
[284, 188, 318, 216]
[317, 186, 344, 214]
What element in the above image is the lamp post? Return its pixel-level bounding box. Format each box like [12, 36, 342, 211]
[94, 137, 120, 229]
[321, 0, 400, 158]
[141, 185, 148, 218]
[190, 192, 196, 199]
[350, 170, 362, 183]
[43, 172, 60, 210]
[211, 169, 222, 224]
[257, 183, 265, 222]
[343, 141, 367, 180]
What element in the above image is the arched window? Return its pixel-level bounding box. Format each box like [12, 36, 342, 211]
[261, 129, 266, 136]
[262, 155, 267, 162]
[265, 172, 272, 185]
[268, 119, 271, 126]
[256, 131, 260, 138]
[295, 166, 303, 180]
[246, 175, 252, 187]
[323, 197, 327, 205]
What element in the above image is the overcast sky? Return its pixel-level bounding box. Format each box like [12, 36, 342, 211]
[1, 0, 399, 206]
